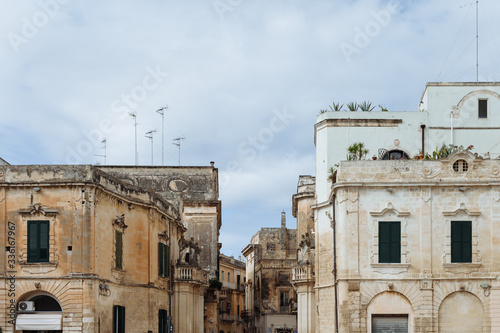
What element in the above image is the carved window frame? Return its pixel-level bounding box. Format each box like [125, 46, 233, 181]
[442, 204, 481, 272]
[370, 203, 410, 273]
[112, 215, 128, 272]
[18, 205, 59, 270]
[158, 230, 170, 279]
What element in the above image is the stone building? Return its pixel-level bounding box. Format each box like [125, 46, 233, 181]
[219, 254, 246, 333]
[306, 82, 500, 332]
[0, 163, 220, 332]
[290, 176, 316, 333]
[242, 212, 297, 333]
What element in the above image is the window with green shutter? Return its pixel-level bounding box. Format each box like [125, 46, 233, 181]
[158, 243, 170, 278]
[115, 230, 123, 270]
[27, 220, 50, 263]
[451, 221, 472, 263]
[379, 222, 401, 263]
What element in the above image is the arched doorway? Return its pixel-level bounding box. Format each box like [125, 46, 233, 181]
[16, 293, 63, 333]
[438, 291, 483, 333]
[367, 291, 414, 333]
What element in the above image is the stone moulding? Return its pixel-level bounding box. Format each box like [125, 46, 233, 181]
[370, 202, 411, 271]
[442, 203, 481, 267]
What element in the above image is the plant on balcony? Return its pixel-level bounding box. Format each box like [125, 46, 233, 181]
[209, 278, 222, 290]
[379, 104, 388, 111]
[359, 101, 375, 111]
[347, 101, 358, 111]
[318, 109, 328, 115]
[328, 164, 339, 182]
[347, 142, 369, 160]
[329, 102, 343, 111]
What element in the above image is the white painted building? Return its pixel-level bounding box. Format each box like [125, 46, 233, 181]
[304, 82, 500, 333]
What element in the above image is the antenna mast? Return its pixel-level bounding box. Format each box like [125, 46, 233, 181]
[146, 130, 156, 166]
[94, 138, 107, 165]
[476, 0, 479, 82]
[156, 106, 168, 165]
[172, 137, 185, 166]
[129, 112, 138, 165]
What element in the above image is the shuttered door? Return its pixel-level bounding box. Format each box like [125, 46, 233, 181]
[372, 315, 408, 333]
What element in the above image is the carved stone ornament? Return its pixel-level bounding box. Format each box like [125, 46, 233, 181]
[19, 203, 58, 216]
[112, 214, 128, 229]
[158, 230, 169, 241]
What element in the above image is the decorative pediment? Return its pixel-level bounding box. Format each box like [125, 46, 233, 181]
[112, 214, 128, 229]
[442, 203, 480, 217]
[19, 203, 58, 217]
[370, 202, 410, 218]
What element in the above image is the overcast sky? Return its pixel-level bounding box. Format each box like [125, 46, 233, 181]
[2, 0, 500, 257]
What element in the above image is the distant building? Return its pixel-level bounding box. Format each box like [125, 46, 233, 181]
[306, 82, 500, 332]
[219, 254, 246, 333]
[242, 212, 297, 333]
[0, 163, 220, 333]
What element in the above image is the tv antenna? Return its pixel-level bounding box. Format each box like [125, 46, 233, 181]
[145, 130, 157, 166]
[129, 112, 138, 165]
[94, 138, 107, 165]
[156, 106, 168, 165]
[461, 1, 479, 81]
[172, 137, 185, 166]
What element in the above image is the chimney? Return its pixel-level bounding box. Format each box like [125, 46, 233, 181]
[281, 210, 286, 229]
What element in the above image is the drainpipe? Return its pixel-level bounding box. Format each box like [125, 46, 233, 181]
[420, 124, 426, 155]
[450, 111, 454, 145]
[332, 195, 339, 333]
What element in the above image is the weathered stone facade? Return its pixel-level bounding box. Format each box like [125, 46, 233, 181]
[219, 254, 246, 333]
[310, 82, 500, 332]
[243, 212, 297, 333]
[0, 164, 216, 332]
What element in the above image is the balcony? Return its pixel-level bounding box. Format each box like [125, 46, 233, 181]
[175, 266, 208, 284]
[291, 264, 314, 283]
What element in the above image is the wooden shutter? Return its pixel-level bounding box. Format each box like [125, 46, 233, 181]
[27, 221, 49, 263]
[115, 231, 123, 270]
[390, 222, 401, 263]
[379, 222, 400, 263]
[451, 221, 472, 263]
[27, 222, 38, 262]
[158, 243, 165, 277]
[462, 221, 472, 262]
[39, 221, 49, 262]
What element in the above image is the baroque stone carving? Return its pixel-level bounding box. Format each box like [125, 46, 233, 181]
[178, 236, 201, 266]
[112, 214, 128, 229]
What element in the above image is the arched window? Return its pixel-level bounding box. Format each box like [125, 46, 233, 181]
[381, 149, 410, 160]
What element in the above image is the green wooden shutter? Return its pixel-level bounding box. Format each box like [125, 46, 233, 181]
[452, 221, 472, 263]
[158, 243, 164, 277]
[390, 222, 401, 263]
[115, 231, 123, 270]
[379, 222, 400, 263]
[27, 222, 38, 262]
[462, 221, 472, 262]
[39, 221, 49, 262]
[379, 223, 390, 263]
